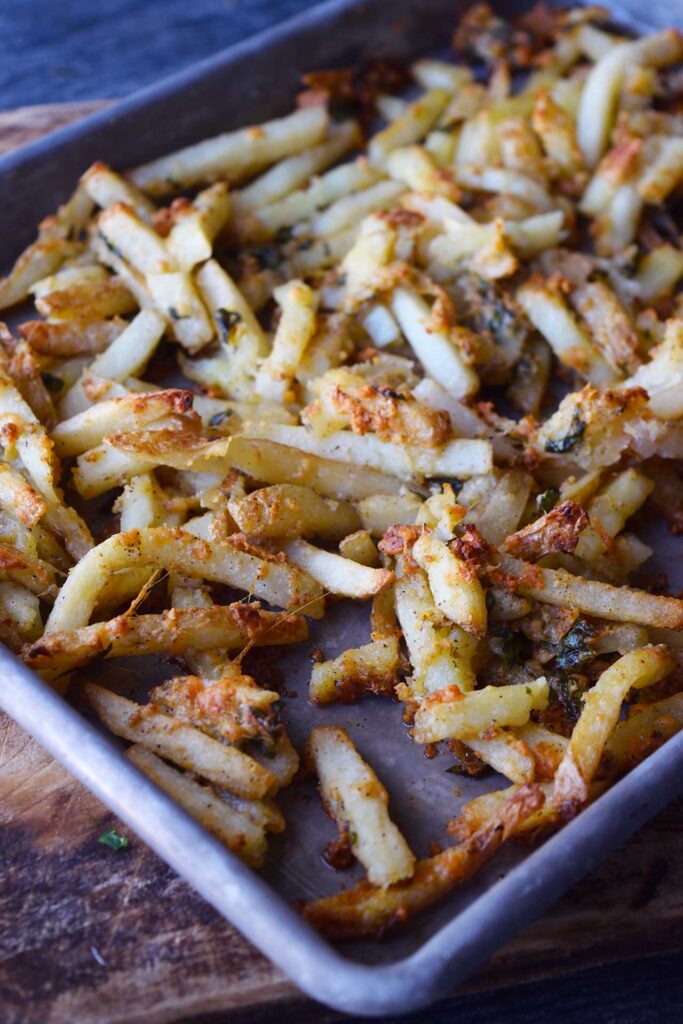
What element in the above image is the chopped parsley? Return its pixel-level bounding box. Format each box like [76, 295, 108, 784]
[489, 625, 523, 667]
[545, 413, 586, 454]
[168, 306, 189, 322]
[546, 619, 597, 721]
[97, 231, 123, 260]
[98, 828, 129, 851]
[552, 619, 597, 674]
[41, 372, 63, 393]
[250, 244, 282, 270]
[216, 308, 242, 337]
[328, 96, 357, 122]
[536, 488, 559, 515]
[550, 674, 587, 722]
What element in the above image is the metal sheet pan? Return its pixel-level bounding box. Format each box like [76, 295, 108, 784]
[1, 0, 681, 1014]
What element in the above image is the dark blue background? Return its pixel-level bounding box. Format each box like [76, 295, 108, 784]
[3, 1, 682, 1020]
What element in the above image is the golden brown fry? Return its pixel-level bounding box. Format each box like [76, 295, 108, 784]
[553, 647, 674, 816]
[126, 745, 269, 866]
[0, 542, 58, 599]
[495, 556, 683, 630]
[23, 603, 308, 679]
[19, 318, 128, 357]
[84, 682, 276, 798]
[301, 783, 544, 939]
[309, 637, 400, 704]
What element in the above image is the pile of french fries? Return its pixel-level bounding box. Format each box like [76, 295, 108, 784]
[2, 2, 683, 940]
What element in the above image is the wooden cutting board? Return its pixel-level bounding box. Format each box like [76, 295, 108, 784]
[1, 102, 682, 1024]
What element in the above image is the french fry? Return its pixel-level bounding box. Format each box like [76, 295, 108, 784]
[411, 59, 473, 93]
[574, 468, 653, 563]
[517, 276, 618, 386]
[165, 183, 230, 269]
[356, 492, 423, 536]
[146, 271, 215, 352]
[254, 159, 379, 236]
[310, 181, 405, 238]
[84, 683, 276, 798]
[497, 554, 683, 630]
[553, 647, 674, 815]
[390, 287, 478, 399]
[0, 580, 42, 642]
[0, 464, 46, 527]
[24, 603, 307, 681]
[465, 730, 537, 784]
[82, 161, 156, 220]
[368, 89, 451, 167]
[52, 388, 195, 456]
[412, 531, 487, 637]
[623, 319, 683, 420]
[302, 783, 544, 939]
[129, 105, 329, 195]
[602, 696, 683, 775]
[413, 677, 549, 744]
[60, 309, 166, 417]
[0, 232, 80, 311]
[45, 527, 324, 633]
[0, 542, 58, 599]
[232, 121, 361, 216]
[459, 470, 533, 546]
[386, 145, 460, 200]
[183, 260, 269, 399]
[428, 219, 517, 281]
[255, 280, 318, 401]
[283, 538, 393, 598]
[127, 745, 268, 866]
[242, 422, 492, 481]
[636, 246, 683, 303]
[309, 637, 400, 704]
[306, 726, 415, 886]
[71, 433, 232, 497]
[394, 567, 477, 696]
[338, 529, 380, 567]
[226, 436, 402, 500]
[19, 317, 127, 358]
[228, 484, 361, 541]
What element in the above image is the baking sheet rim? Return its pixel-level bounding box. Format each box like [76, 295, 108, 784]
[0, 0, 682, 1014]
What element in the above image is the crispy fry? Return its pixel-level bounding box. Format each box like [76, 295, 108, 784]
[553, 647, 674, 816]
[307, 726, 415, 886]
[302, 783, 544, 939]
[84, 683, 276, 798]
[24, 603, 307, 680]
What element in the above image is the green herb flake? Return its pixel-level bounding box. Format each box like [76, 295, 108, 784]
[545, 413, 586, 454]
[328, 96, 357, 123]
[41, 372, 63, 393]
[215, 308, 242, 342]
[97, 230, 123, 260]
[250, 244, 282, 270]
[552, 619, 597, 674]
[536, 488, 559, 515]
[98, 828, 129, 851]
[275, 226, 293, 245]
[209, 410, 231, 428]
[550, 673, 587, 722]
[489, 626, 522, 668]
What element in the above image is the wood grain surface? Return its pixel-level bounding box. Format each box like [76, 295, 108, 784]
[1, 105, 682, 1024]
